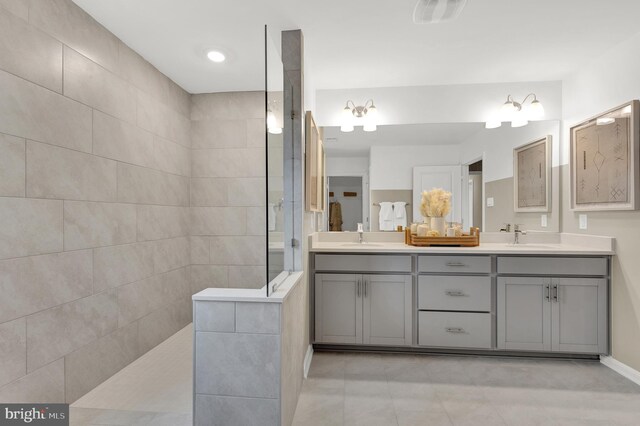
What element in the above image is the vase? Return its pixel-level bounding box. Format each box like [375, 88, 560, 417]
[429, 216, 446, 237]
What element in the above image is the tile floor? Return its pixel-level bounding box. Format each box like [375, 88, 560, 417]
[70, 324, 193, 426]
[67, 325, 640, 426]
[292, 352, 640, 426]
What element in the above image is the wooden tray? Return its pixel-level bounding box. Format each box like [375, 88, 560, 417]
[406, 227, 480, 247]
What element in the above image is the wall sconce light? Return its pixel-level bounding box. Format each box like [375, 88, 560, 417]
[341, 99, 378, 132]
[486, 93, 545, 129]
[267, 100, 282, 135]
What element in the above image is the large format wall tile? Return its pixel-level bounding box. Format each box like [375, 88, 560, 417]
[118, 41, 171, 107]
[154, 237, 190, 274]
[0, 197, 63, 260]
[64, 47, 136, 123]
[190, 178, 227, 207]
[190, 207, 247, 236]
[137, 90, 190, 147]
[154, 136, 191, 177]
[117, 267, 189, 327]
[191, 148, 265, 178]
[228, 266, 266, 289]
[0, 250, 92, 323]
[64, 201, 137, 250]
[64, 323, 138, 403]
[117, 163, 189, 206]
[190, 236, 211, 265]
[0, 70, 92, 152]
[194, 301, 235, 332]
[209, 236, 266, 266]
[194, 394, 279, 426]
[0, 358, 65, 403]
[191, 92, 265, 121]
[0, 133, 25, 196]
[27, 290, 118, 372]
[137, 299, 191, 355]
[93, 242, 154, 291]
[92, 110, 154, 168]
[0, 0, 28, 20]
[236, 302, 280, 335]
[137, 205, 189, 241]
[227, 178, 266, 206]
[246, 207, 266, 236]
[0, 317, 25, 387]
[195, 331, 279, 398]
[0, 7, 62, 92]
[26, 141, 118, 202]
[191, 265, 228, 294]
[191, 119, 247, 149]
[28, 0, 120, 73]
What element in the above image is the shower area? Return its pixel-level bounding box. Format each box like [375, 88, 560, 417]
[0, 1, 290, 422]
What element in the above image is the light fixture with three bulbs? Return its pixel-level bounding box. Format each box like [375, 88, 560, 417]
[486, 93, 545, 129]
[341, 99, 378, 132]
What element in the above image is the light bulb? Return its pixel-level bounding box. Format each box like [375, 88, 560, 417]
[363, 104, 377, 132]
[529, 99, 545, 120]
[596, 117, 615, 126]
[485, 120, 502, 129]
[341, 106, 354, 132]
[206, 50, 226, 63]
[363, 122, 377, 132]
[501, 101, 517, 120]
[267, 110, 282, 134]
[511, 117, 528, 128]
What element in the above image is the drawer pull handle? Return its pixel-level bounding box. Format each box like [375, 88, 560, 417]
[445, 290, 466, 297]
[446, 262, 466, 267]
[445, 327, 466, 334]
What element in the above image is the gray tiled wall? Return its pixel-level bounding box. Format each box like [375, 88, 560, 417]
[190, 93, 267, 292]
[0, 0, 192, 403]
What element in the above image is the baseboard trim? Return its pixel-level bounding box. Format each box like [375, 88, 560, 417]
[600, 356, 640, 386]
[303, 345, 314, 379]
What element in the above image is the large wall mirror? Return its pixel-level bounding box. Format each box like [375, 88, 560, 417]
[321, 120, 561, 233]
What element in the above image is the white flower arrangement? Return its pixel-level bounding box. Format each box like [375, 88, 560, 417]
[420, 188, 452, 218]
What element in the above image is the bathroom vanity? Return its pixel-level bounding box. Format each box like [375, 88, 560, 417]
[309, 232, 614, 357]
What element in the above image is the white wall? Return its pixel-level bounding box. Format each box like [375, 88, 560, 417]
[316, 81, 562, 127]
[561, 31, 640, 372]
[325, 156, 369, 177]
[460, 120, 561, 183]
[370, 145, 461, 190]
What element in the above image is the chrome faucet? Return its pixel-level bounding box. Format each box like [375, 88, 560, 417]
[499, 223, 511, 233]
[357, 223, 364, 244]
[513, 224, 527, 244]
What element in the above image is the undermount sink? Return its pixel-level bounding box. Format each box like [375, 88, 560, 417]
[340, 243, 385, 248]
[503, 243, 557, 249]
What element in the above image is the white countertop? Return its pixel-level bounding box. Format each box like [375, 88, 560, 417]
[309, 232, 615, 255]
[192, 271, 304, 303]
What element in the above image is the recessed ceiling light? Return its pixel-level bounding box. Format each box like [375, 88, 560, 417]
[207, 50, 226, 63]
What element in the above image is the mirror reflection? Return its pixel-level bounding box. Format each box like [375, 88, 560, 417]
[322, 120, 561, 233]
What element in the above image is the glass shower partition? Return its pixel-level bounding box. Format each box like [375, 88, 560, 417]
[265, 26, 290, 296]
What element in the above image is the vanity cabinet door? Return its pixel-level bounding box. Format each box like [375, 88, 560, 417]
[551, 278, 607, 354]
[497, 277, 551, 351]
[362, 274, 412, 346]
[315, 274, 363, 344]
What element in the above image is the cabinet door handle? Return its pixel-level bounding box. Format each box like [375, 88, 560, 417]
[445, 327, 465, 334]
[357, 279, 361, 297]
[445, 290, 466, 297]
[552, 284, 558, 302]
[364, 278, 368, 297]
[446, 262, 466, 267]
[545, 284, 550, 302]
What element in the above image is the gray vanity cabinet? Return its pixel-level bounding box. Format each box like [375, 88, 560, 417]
[497, 276, 608, 354]
[497, 277, 551, 351]
[314, 273, 412, 346]
[315, 274, 362, 344]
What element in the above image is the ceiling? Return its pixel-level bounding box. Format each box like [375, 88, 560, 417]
[73, 0, 640, 94]
[323, 122, 485, 157]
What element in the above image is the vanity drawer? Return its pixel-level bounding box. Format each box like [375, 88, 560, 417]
[418, 311, 492, 349]
[418, 276, 491, 312]
[497, 257, 607, 276]
[314, 254, 412, 273]
[419, 255, 491, 274]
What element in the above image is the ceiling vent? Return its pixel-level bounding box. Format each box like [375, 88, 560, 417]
[413, 0, 468, 24]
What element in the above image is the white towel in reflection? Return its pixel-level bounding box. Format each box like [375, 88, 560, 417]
[392, 202, 407, 229]
[379, 202, 394, 231]
[268, 203, 277, 231]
